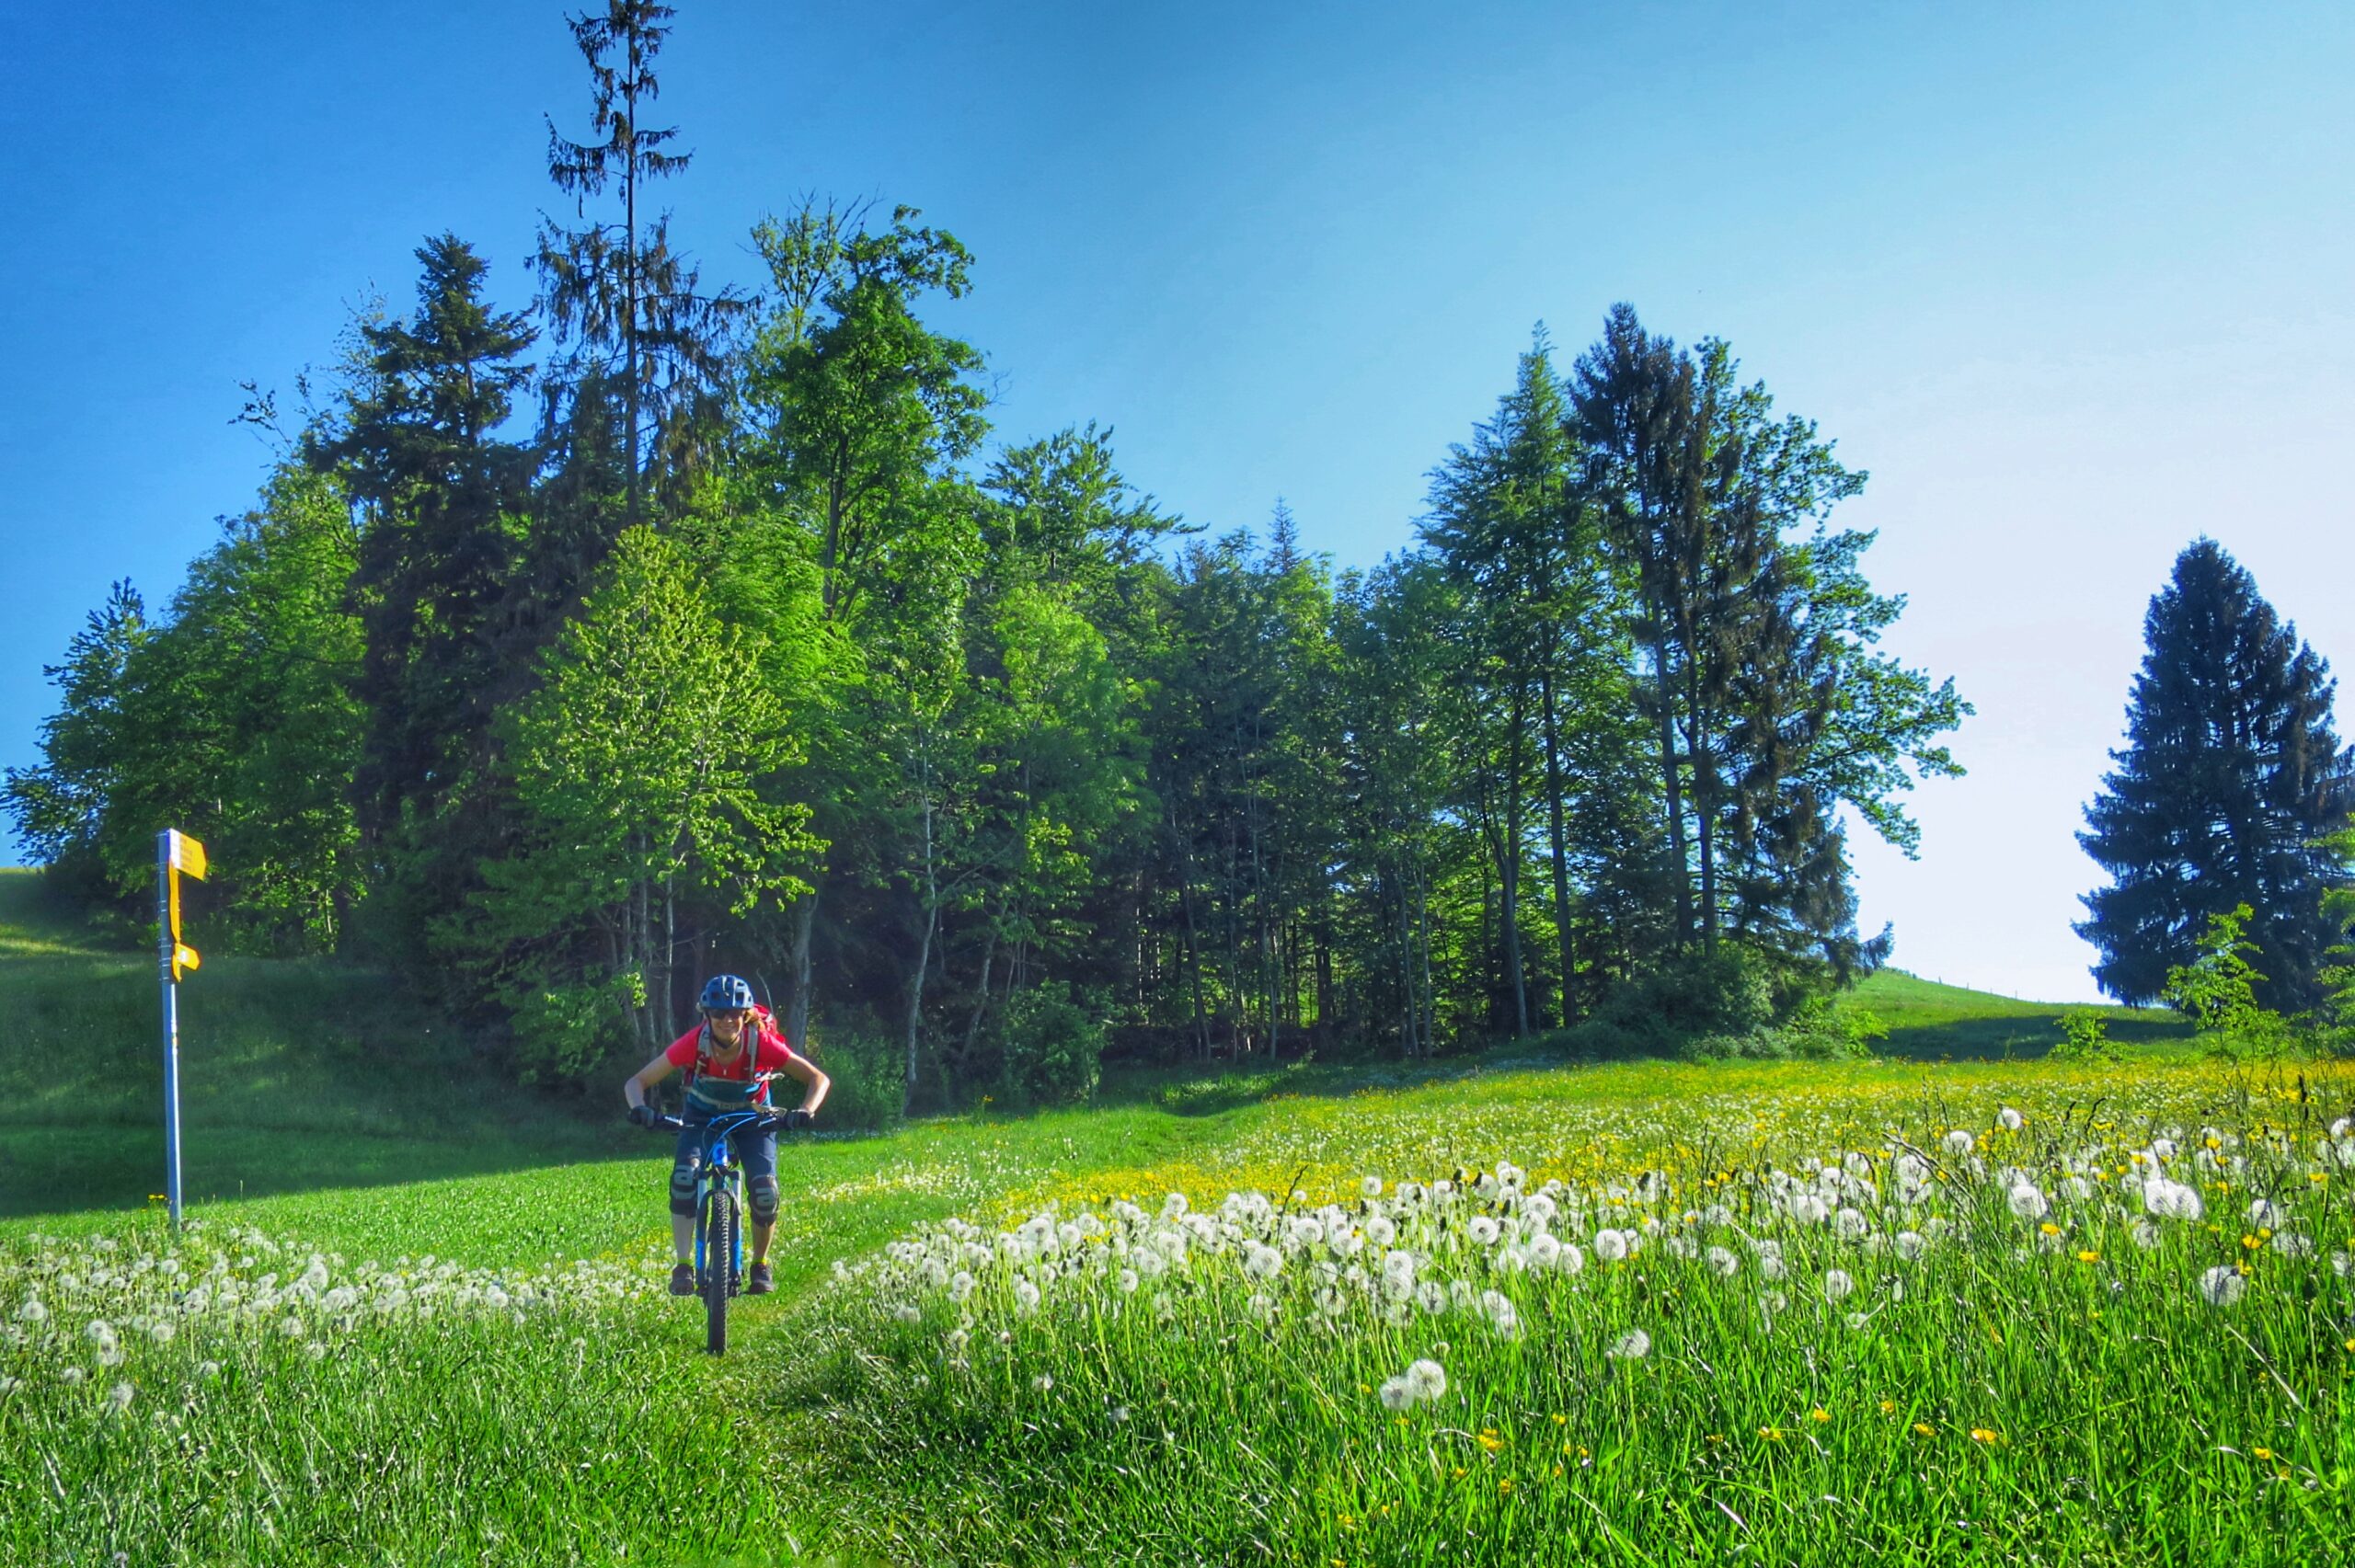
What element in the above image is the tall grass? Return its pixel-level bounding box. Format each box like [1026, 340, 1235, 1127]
[803, 1059, 2355, 1564]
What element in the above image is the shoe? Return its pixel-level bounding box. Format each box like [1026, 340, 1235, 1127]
[669, 1263, 695, 1296]
[746, 1263, 774, 1296]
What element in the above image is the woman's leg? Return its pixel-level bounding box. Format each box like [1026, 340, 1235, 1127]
[670, 1122, 705, 1264]
[740, 1130, 780, 1265]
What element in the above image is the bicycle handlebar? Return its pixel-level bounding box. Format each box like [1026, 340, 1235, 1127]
[634, 1108, 807, 1136]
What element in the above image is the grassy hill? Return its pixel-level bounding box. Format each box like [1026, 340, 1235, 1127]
[0, 867, 635, 1219]
[1853, 967, 2189, 1059]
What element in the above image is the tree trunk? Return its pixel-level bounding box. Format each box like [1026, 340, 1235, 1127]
[1501, 684, 1530, 1038]
[631, 835, 654, 1050]
[785, 878, 821, 1047]
[661, 868, 677, 1039]
[1651, 634, 1694, 949]
[1540, 663, 1579, 1025]
[903, 772, 939, 1117]
[962, 897, 1001, 1065]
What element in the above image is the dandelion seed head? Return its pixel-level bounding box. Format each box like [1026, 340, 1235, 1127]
[1606, 1329, 1651, 1360]
[2198, 1265, 2246, 1307]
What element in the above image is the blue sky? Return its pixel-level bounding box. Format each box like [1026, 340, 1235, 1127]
[5, 2, 2352, 1001]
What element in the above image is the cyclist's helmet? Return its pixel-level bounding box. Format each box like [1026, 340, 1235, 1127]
[699, 973, 758, 1013]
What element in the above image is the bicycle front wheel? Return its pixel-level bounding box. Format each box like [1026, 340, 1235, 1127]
[704, 1188, 736, 1356]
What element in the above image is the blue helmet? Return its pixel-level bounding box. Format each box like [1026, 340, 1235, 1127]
[698, 974, 757, 1012]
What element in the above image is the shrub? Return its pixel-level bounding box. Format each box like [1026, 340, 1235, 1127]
[995, 982, 1105, 1106]
[798, 1024, 904, 1133]
[1777, 994, 1889, 1061]
[2051, 1009, 2117, 1063]
[1597, 945, 1778, 1048]
[2165, 904, 2295, 1059]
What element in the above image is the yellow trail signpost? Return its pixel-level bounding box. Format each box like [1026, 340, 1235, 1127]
[157, 830, 207, 1228]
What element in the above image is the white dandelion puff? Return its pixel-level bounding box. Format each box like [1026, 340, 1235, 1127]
[107, 1380, 135, 1412]
[1821, 1269, 1856, 1302]
[1944, 1130, 1976, 1157]
[1406, 1358, 1447, 1401]
[1031, 1373, 1053, 1393]
[2005, 1183, 2049, 1221]
[1593, 1229, 1629, 1263]
[2143, 1178, 2203, 1221]
[1361, 1176, 1384, 1199]
[2198, 1265, 2245, 1307]
[1378, 1376, 1415, 1410]
[1606, 1329, 1651, 1360]
[1998, 1107, 2024, 1132]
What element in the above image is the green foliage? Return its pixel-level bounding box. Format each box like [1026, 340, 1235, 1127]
[2163, 903, 2293, 1059]
[2051, 1008, 2118, 1063]
[795, 1024, 906, 1134]
[1777, 993, 1889, 1060]
[994, 981, 1107, 1106]
[460, 527, 820, 1083]
[8, 6, 1977, 1100]
[1596, 944, 1778, 1048]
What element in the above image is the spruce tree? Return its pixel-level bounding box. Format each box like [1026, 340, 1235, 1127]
[2077, 539, 2355, 1008]
[536, 0, 749, 529]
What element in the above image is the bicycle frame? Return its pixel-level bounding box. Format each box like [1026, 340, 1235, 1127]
[689, 1108, 773, 1293]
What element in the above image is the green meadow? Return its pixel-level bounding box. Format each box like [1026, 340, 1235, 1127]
[4, 870, 2349, 1566]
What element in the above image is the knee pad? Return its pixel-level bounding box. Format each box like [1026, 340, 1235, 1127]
[749, 1175, 781, 1225]
[669, 1162, 699, 1218]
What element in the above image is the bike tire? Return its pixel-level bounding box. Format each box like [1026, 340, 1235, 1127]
[705, 1189, 736, 1356]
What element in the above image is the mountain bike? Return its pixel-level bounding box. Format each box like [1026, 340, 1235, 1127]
[638, 1093, 802, 1355]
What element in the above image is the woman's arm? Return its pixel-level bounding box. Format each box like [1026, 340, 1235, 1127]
[776, 1051, 830, 1116]
[623, 1050, 680, 1112]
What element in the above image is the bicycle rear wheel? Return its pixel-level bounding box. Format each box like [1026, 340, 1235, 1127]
[704, 1189, 736, 1356]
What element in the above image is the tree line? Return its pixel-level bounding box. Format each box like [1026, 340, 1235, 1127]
[5, 2, 1973, 1106]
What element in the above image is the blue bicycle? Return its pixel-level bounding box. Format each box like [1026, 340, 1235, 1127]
[638, 1096, 805, 1355]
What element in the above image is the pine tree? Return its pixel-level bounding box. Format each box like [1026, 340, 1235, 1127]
[314, 235, 536, 845]
[536, 0, 749, 529]
[2077, 539, 2355, 1008]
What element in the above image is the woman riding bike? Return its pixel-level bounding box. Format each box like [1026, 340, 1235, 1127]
[623, 975, 829, 1297]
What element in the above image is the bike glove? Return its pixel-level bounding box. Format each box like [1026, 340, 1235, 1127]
[784, 1108, 815, 1131]
[627, 1103, 658, 1128]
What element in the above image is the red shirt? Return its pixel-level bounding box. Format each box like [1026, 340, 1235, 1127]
[665, 1010, 799, 1111]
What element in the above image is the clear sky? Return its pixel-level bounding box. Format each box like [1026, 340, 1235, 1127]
[5, 1, 2352, 1002]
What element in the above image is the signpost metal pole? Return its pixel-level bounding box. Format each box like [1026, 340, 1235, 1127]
[156, 830, 183, 1230]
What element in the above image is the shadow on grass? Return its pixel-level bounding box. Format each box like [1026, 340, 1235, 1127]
[1875, 1015, 2193, 1061]
[0, 1117, 652, 1219]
